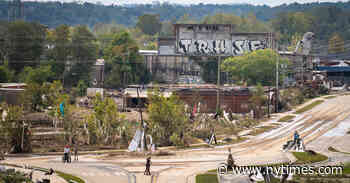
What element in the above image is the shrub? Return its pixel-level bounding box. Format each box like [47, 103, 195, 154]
[192, 129, 211, 141]
[170, 133, 184, 147]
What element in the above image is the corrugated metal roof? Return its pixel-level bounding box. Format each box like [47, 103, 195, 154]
[0, 83, 26, 88]
[139, 50, 158, 55]
[317, 66, 350, 72]
[124, 88, 173, 98]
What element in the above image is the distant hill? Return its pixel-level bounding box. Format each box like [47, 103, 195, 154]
[1, 1, 350, 28]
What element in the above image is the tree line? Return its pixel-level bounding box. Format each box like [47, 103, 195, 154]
[2, 3, 350, 88]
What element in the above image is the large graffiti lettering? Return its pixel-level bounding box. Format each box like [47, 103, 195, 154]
[178, 39, 268, 55]
[232, 40, 267, 55]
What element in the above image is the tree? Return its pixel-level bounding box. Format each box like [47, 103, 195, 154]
[147, 89, 190, 146]
[76, 80, 88, 97]
[221, 49, 290, 86]
[177, 13, 197, 24]
[19, 65, 54, 84]
[46, 24, 72, 80]
[271, 12, 314, 43]
[288, 33, 303, 52]
[7, 21, 47, 72]
[103, 31, 150, 88]
[62, 104, 83, 144]
[160, 21, 174, 37]
[85, 94, 123, 145]
[0, 61, 14, 83]
[0, 21, 9, 63]
[0, 104, 31, 153]
[249, 84, 267, 119]
[328, 33, 345, 54]
[136, 14, 162, 36]
[67, 25, 98, 87]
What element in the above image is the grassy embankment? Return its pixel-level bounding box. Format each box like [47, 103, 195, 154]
[294, 100, 324, 114]
[278, 115, 296, 122]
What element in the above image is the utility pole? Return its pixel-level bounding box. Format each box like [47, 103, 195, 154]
[267, 86, 270, 118]
[216, 55, 221, 112]
[275, 44, 279, 113]
[21, 121, 26, 151]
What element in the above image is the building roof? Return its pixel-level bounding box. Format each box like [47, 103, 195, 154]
[139, 50, 158, 55]
[95, 59, 105, 66]
[124, 88, 173, 98]
[0, 83, 26, 88]
[317, 66, 350, 72]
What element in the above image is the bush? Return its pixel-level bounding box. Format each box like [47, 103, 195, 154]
[192, 129, 211, 141]
[280, 88, 305, 111]
[0, 170, 31, 183]
[170, 133, 184, 147]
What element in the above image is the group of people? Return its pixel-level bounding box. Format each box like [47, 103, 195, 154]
[63, 145, 79, 163]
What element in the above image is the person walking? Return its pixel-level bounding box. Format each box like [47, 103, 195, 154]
[227, 148, 234, 171]
[64, 145, 70, 163]
[74, 145, 79, 161]
[144, 157, 151, 176]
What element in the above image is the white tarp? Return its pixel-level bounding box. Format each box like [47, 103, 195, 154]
[87, 88, 104, 97]
[128, 129, 143, 152]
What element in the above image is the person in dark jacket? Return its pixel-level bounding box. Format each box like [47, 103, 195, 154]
[74, 145, 79, 161]
[144, 157, 151, 175]
[227, 148, 234, 171]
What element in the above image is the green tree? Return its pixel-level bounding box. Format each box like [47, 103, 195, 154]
[0, 21, 9, 63]
[147, 89, 190, 146]
[249, 84, 267, 119]
[221, 49, 290, 86]
[177, 13, 197, 24]
[160, 21, 174, 37]
[7, 21, 46, 72]
[62, 104, 83, 144]
[22, 83, 44, 112]
[103, 31, 150, 88]
[19, 65, 54, 84]
[86, 94, 123, 145]
[46, 24, 72, 80]
[0, 61, 14, 83]
[271, 12, 314, 43]
[76, 80, 88, 97]
[67, 25, 98, 87]
[136, 14, 162, 36]
[328, 33, 345, 54]
[0, 104, 31, 153]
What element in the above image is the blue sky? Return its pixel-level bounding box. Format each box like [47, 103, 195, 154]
[25, 0, 349, 7]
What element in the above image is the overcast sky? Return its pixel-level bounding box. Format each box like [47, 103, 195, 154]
[24, 0, 350, 7]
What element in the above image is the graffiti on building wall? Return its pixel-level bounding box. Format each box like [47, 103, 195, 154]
[178, 39, 268, 55]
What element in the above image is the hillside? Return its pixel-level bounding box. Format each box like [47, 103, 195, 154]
[1, 1, 350, 28]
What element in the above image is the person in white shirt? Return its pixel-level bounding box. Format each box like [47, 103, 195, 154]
[64, 145, 70, 163]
